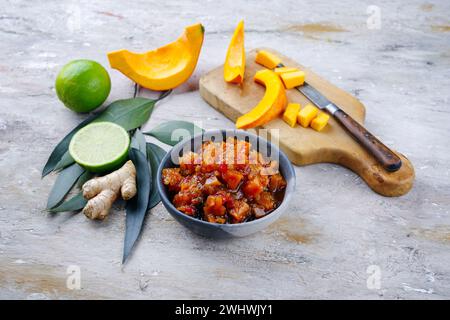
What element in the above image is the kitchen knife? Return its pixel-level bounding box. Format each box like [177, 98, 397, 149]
[277, 62, 402, 172]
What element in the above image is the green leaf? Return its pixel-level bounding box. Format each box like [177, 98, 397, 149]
[131, 129, 147, 157]
[53, 151, 75, 172]
[48, 192, 87, 213]
[144, 120, 203, 146]
[42, 113, 99, 177]
[46, 163, 85, 209]
[123, 148, 151, 263]
[76, 170, 94, 189]
[94, 98, 155, 131]
[146, 143, 167, 210]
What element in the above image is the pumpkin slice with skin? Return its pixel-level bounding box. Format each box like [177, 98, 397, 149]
[107, 23, 204, 91]
[236, 69, 287, 129]
[224, 20, 245, 84]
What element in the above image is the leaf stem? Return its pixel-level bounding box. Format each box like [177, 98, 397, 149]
[133, 83, 140, 98]
[156, 89, 172, 102]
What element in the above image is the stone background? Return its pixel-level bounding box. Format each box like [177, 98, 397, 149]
[0, 0, 449, 299]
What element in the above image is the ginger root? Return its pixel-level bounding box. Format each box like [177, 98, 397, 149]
[82, 160, 137, 220]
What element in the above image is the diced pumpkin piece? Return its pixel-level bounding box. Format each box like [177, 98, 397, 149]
[204, 194, 226, 217]
[268, 173, 287, 192]
[283, 103, 301, 127]
[222, 169, 244, 190]
[178, 176, 203, 207]
[162, 168, 183, 192]
[228, 200, 251, 223]
[310, 112, 330, 132]
[255, 50, 281, 69]
[298, 104, 319, 128]
[242, 177, 264, 198]
[203, 175, 222, 195]
[173, 187, 202, 214]
[280, 70, 305, 89]
[255, 192, 276, 211]
[274, 67, 298, 75]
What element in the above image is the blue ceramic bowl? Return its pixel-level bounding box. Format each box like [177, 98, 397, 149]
[156, 129, 296, 238]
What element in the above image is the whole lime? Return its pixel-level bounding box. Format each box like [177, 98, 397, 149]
[55, 59, 111, 113]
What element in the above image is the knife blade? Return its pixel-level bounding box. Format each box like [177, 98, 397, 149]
[277, 62, 402, 172]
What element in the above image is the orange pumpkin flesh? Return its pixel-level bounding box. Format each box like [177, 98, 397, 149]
[224, 20, 245, 84]
[236, 69, 287, 129]
[107, 23, 204, 91]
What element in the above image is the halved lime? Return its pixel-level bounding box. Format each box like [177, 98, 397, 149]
[69, 122, 130, 173]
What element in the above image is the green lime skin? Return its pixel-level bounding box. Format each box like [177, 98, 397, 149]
[55, 60, 111, 113]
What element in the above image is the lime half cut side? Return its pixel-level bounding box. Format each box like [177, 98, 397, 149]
[69, 122, 130, 173]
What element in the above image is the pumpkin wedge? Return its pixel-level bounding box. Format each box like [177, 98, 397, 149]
[236, 69, 287, 129]
[224, 20, 245, 84]
[107, 23, 204, 91]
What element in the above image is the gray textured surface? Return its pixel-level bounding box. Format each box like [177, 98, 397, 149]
[1, 0, 450, 299]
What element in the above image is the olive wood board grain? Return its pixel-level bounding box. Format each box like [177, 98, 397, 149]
[199, 48, 414, 197]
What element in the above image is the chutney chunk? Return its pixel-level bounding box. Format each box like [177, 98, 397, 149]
[179, 151, 200, 174]
[220, 137, 250, 170]
[247, 164, 269, 186]
[173, 191, 199, 216]
[204, 194, 227, 217]
[242, 172, 268, 198]
[228, 199, 251, 223]
[268, 173, 287, 192]
[162, 168, 183, 192]
[255, 192, 276, 211]
[201, 141, 220, 172]
[203, 175, 222, 195]
[177, 205, 196, 216]
[204, 213, 227, 224]
[173, 187, 203, 208]
[242, 177, 264, 198]
[222, 169, 244, 190]
[180, 174, 203, 192]
[172, 174, 204, 214]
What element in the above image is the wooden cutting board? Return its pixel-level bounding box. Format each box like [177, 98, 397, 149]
[199, 48, 414, 196]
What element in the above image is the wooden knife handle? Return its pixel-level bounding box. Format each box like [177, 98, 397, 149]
[333, 109, 402, 172]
